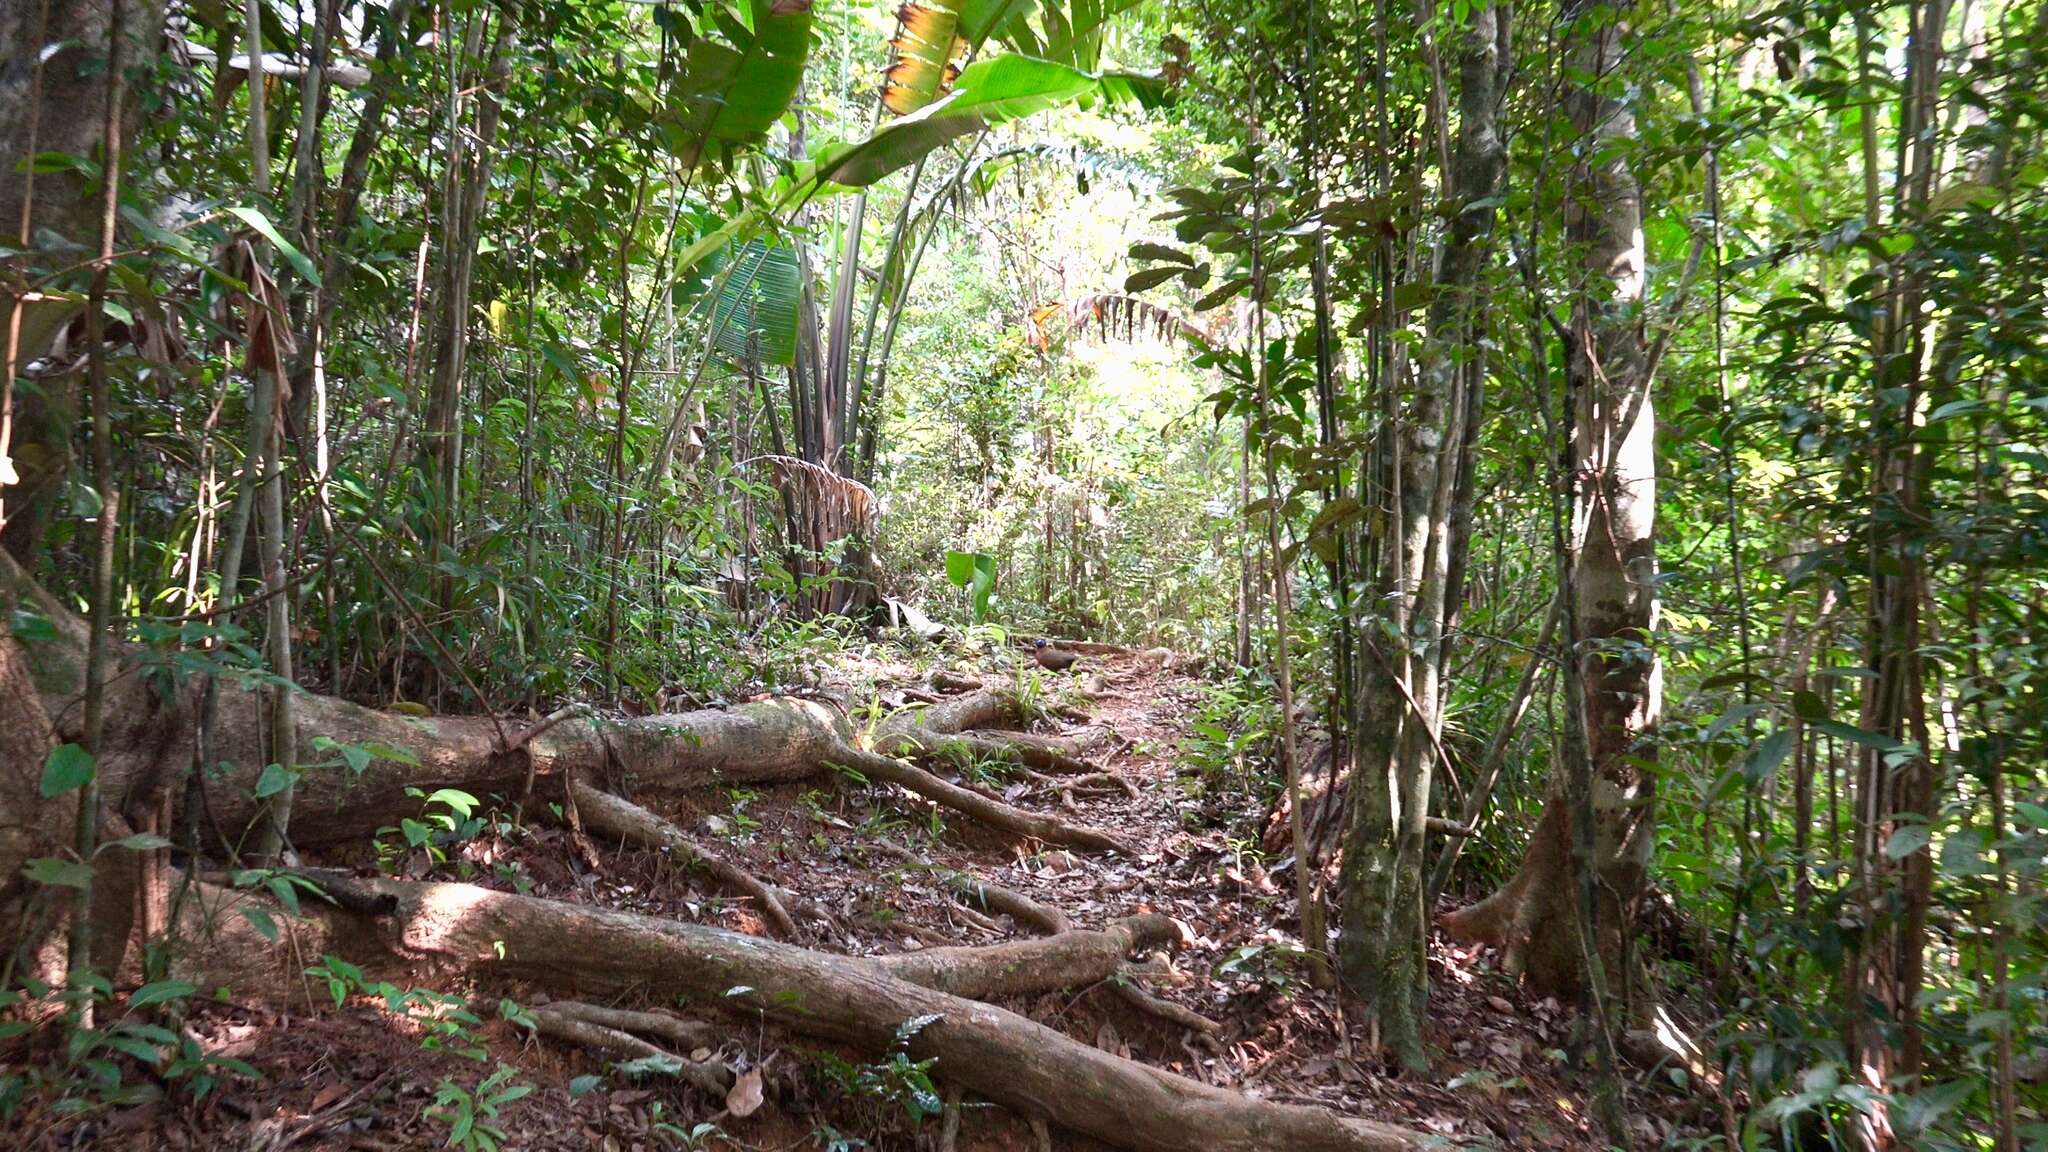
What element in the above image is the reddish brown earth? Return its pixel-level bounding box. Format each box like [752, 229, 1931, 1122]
[3, 648, 1706, 1150]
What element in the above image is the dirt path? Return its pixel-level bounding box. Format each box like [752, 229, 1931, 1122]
[100, 649, 1652, 1150]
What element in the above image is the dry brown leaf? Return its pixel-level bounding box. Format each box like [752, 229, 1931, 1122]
[725, 1067, 763, 1118]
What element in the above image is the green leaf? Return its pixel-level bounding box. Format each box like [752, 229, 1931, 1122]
[1741, 729, 1794, 785]
[568, 1074, 603, 1097]
[1123, 265, 1185, 294]
[1128, 242, 1192, 265]
[943, 551, 997, 620]
[239, 905, 279, 942]
[425, 789, 479, 819]
[1884, 824, 1930, 860]
[819, 55, 1102, 187]
[227, 206, 319, 286]
[24, 857, 94, 889]
[662, 0, 816, 171]
[1809, 720, 1910, 753]
[700, 239, 801, 368]
[253, 763, 297, 799]
[39, 744, 94, 798]
[128, 980, 198, 1008]
[1790, 690, 1826, 722]
[267, 876, 303, 916]
[100, 833, 174, 853]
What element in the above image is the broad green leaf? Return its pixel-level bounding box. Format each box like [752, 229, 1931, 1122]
[239, 905, 279, 942]
[819, 55, 1101, 187]
[1124, 265, 1184, 293]
[253, 762, 297, 799]
[1884, 824, 1930, 860]
[100, 833, 174, 853]
[1128, 242, 1192, 265]
[663, 0, 816, 171]
[1741, 729, 1794, 785]
[39, 743, 94, 798]
[24, 857, 94, 889]
[227, 206, 320, 285]
[697, 238, 801, 367]
[128, 980, 198, 1008]
[425, 789, 480, 818]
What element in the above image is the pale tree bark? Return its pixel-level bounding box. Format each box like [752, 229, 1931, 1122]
[1337, 0, 1509, 1071]
[0, 0, 160, 560]
[1441, 0, 1660, 1007]
[420, 14, 515, 644]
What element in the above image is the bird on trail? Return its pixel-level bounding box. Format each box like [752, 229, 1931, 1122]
[1032, 638, 1082, 672]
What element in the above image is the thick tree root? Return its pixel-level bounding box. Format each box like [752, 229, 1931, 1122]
[1111, 974, 1222, 1036]
[216, 878, 1421, 1152]
[533, 999, 722, 1053]
[949, 730, 1103, 775]
[571, 783, 800, 937]
[874, 914, 1179, 1000]
[526, 1001, 731, 1094]
[833, 746, 1135, 854]
[869, 840, 1071, 936]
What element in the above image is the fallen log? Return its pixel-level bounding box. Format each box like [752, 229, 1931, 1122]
[204, 878, 1421, 1152]
[4, 555, 1118, 864]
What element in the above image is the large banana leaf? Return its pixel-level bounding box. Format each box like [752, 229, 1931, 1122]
[959, 0, 1142, 69]
[663, 0, 816, 170]
[818, 55, 1098, 187]
[689, 238, 801, 367]
[883, 0, 970, 116]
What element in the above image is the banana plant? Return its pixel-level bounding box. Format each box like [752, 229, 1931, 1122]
[661, 0, 817, 172]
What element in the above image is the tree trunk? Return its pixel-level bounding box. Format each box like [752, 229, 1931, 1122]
[1337, 0, 1508, 1069]
[1440, 0, 1658, 1005]
[0, 0, 160, 560]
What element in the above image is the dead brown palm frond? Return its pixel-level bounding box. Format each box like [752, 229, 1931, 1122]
[1032, 294, 1214, 352]
[222, 236, 296, 402]
[740, 454, 881, 536]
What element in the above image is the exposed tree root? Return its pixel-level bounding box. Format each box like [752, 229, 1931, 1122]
[873, 914, 1179, 1000]
[1022, 768, 1137, 803]
[5, 553, 1127, 871]
[570, 783, 799, 937]
[1437, 799, 1580, 997]
[868, 840, 1071, 936]
[950, 730, 1102, 774]
[1110, 975, 1223, 1036]
[526, 1002, 731, 1094]
[193, 878, 1421, 1152]
[930, 670, 985, 694]
[533, 999, 722, 1054]
[833, 746, 1135, 854]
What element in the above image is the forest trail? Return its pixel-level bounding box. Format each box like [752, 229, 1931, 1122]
[87, 646, 1664, 1152]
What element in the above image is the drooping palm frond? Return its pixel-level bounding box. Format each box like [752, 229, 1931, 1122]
[741, 454, 882, 536]
[882, 0, 969, 116]
[1033, 294, 1215, 351]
